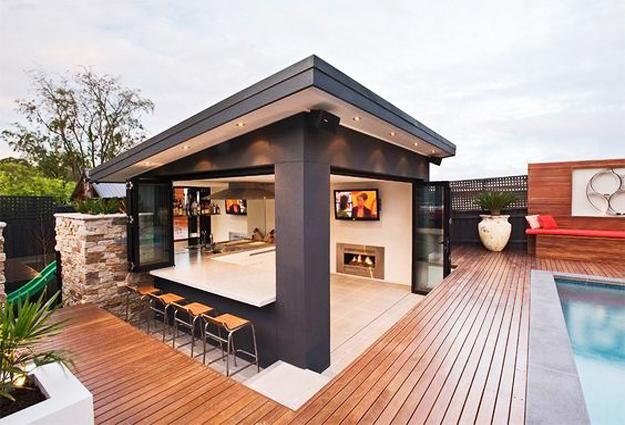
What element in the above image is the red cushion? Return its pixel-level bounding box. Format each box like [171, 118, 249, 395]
[525, 228, 625, 238]
[537, 215, 558, 229]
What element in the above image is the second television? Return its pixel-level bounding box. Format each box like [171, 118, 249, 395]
[334, 189, 380, 221]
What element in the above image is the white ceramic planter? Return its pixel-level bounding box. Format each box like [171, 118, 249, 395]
[478, 215, 512, 252]
[0, 363, 93, 425]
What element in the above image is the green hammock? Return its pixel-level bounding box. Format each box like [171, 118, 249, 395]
[6, 260, 57, 304]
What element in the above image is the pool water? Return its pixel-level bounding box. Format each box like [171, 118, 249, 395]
[556, 279, 625, 425]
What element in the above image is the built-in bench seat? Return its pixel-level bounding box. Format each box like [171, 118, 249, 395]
[526, 228, 625, 262]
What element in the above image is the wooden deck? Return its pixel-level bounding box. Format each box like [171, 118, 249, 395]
[41, 303, 291, 424]
[43, 246, 625, 424]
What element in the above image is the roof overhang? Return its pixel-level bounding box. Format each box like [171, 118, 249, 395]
[91, 55, 456, 182]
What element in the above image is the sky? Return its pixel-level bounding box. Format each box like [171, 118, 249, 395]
[0, 0, 623, 180]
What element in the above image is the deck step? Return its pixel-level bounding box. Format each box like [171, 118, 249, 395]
[244, 361, 330, 410]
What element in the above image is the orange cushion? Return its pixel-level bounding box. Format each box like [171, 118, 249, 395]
[526, 228, 625, 238]
[537, 215, 558, 229]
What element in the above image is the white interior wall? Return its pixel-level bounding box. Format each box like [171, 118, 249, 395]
[247, 199, 276, 236]
[209, 182, 276, 241]
[330, 179, 412, 285]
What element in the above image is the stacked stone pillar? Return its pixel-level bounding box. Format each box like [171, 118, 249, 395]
[54, 213, 151, 317]
[0, 222, 6, 303]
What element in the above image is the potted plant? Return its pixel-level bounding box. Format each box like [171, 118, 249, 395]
[475, 191, 516, 252]
[0, 293, 93, 424]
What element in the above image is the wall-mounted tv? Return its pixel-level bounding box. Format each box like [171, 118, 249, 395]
[334, 189, 380, 221]
[225, 199, 247, 215]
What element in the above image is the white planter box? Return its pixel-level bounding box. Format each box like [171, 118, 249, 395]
[0, 363, 93, 425]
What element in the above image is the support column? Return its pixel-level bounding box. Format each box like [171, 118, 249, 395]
[275, 160, 331, 372]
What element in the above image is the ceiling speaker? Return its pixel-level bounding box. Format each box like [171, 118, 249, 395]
[307, 110, 340, 132]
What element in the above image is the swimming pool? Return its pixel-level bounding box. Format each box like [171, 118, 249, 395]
[556, 279, 625, 425]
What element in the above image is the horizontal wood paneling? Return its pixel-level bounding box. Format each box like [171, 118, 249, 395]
[536, 234, 625, 262]
[528, 158, 625, 231]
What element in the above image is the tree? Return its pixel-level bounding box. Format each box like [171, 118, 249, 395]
[1, 68, 154, 181]
[0, 158, 74, 204]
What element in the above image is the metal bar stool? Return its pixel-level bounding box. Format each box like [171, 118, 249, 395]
[123, 284, 160, 322]
[171, 302, 214, 358]
[201, 313, 259, 377]
[146, 292, 185, 342]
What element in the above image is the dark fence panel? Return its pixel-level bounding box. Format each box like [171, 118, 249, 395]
[0, 197, 74, 294]
[450, 176, 528, 249]
[0, 196, 57, 260]
[450, 175, 527, 211]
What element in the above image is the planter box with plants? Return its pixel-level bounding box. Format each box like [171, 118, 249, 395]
[475, 191, 517, 252]
[0, 294, 93, 424]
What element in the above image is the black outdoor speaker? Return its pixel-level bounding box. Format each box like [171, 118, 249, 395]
[429, 156, 443, 166]
[307, 110, 340, 132]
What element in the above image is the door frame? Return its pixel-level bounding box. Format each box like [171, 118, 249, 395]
[127, 177, 175, 272]
[411, 180, 452, 295]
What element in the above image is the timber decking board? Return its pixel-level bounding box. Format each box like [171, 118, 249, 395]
[43, 304, 290, 425]
[292, 246, 624, 424]
[44, 246, 625, 424]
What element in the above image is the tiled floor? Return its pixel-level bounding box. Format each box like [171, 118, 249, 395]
[329, 274, 424, 376]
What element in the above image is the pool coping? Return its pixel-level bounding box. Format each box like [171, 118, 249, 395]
[529, 271, 608, 424]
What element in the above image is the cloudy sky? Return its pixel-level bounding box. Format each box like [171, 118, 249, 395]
[1, 0, 623, 180]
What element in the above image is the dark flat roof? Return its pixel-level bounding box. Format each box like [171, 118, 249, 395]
[91, 55, 455, 182]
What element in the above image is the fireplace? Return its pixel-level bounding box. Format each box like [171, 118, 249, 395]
[336, 243, 385, 279]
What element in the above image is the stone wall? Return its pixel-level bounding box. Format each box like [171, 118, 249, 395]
[0, 222, 6, 303]
[55, 213, 152, 317]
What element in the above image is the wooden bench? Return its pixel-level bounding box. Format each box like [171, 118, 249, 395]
[526, 228, 625, 262]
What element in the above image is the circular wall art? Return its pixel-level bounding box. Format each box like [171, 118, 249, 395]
[585, 168, 625, 216]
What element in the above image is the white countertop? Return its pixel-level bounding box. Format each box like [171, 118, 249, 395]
[150, 247, 276, 307]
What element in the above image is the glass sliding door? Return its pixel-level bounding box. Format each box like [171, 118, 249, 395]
[127, 179, 174, 271]
[413, 181, 451, 294]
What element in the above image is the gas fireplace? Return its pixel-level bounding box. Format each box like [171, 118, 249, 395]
[336, 243, 385, 279]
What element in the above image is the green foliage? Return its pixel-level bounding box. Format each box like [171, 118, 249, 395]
[1, 68, 154, 181]
[74, 198, 122, 215]
[0, 292, 69, 401]
[0, 158, 73, 204]
[475, 191, 517, 215]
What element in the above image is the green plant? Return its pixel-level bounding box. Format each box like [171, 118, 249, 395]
[475, 191, 516, 216]
[0, 158, 73, 205]
[74, 198, 122, 214]
[0, 292, 68, 401]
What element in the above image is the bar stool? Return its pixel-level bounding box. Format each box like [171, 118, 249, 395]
[123, 284, 160, 322]
[146, 292, 185, 342]
[201, 313, 259, 377]
[171, 302, 215, 358]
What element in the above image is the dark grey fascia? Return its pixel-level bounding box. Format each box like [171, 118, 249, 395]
[90, 55, 456, 182]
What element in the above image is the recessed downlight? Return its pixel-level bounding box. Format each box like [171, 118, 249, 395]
[235, 122, 245, 128]
[353, 116, 362, 122]
[144, 161, 152, 166]
[414, 142, 419, 147]
[389, 131, 397, 137]
[182, 145, 191, 150]
[431, 149, 437, 154]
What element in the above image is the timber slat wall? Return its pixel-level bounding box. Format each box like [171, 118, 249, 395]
[528, 158, 625, 230]
[43, 246, 625, 424]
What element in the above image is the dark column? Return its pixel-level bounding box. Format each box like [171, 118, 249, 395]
[274, 160, 330, 372]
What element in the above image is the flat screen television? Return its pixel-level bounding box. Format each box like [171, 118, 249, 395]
[334, 189, 380, 221]
[225, 199, 247, 215]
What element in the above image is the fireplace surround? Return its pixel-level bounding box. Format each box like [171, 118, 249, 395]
[336, 243, 385, 279]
